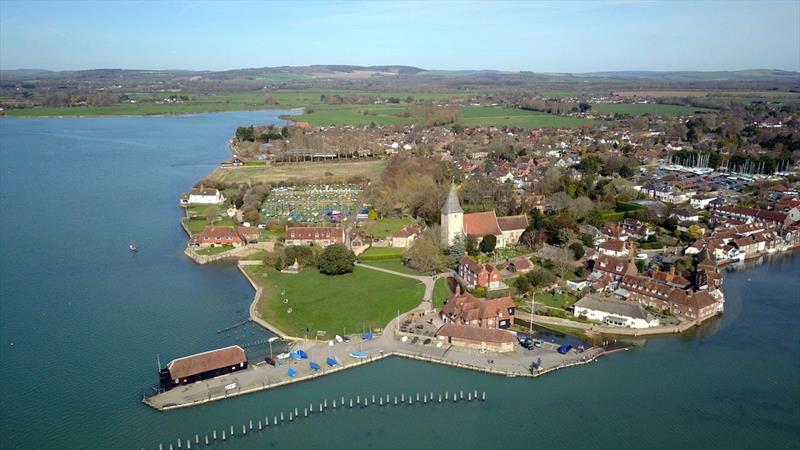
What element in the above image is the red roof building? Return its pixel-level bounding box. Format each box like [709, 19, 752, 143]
[284, 226, 345, 247]
[190, 226, 246, 248]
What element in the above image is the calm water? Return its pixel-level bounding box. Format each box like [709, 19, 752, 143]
[1, 114, 798, 449]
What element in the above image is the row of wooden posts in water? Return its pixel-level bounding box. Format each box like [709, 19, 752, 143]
[149, 390, 487, 449]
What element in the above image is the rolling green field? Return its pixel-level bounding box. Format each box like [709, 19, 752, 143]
[461, 106, 597, 128]
[358, 246, 407, 259]
[2, 89, 469, 117]
[590, 103, 713, 116]
[249, 265, 423, 336]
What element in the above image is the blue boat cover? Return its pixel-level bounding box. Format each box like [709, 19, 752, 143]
[290, 351, 302, 360]
[326, 357, 337, 367]
[361, 332, 373, 340]
[298, 350, 309, 359]
[309, 361, 321, 371]
[557, 344, 573, 354]
[287, 368, 297, 377]
[350, 351, 368, 358]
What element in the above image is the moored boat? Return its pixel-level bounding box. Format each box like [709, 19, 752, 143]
[349, 351, 368, 359]
[287, 368, 297, 378]
[326, 357, 337, 367]
[309, 361, 321, 371]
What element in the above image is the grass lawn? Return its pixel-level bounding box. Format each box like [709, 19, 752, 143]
[183, 217, 236, 234]
[249, 265, 423, 336]
[294, 106, 417, 127]
[186, 204, 218, 218]
[591, 103, 713, 116]
[360, 258, 423, 275]
[363, 217, 416, 237]
[433, 278, 452, 308]
[204, 159, 386, 185]
[196, 244, 234, 256]
[534, 292, 578, 309]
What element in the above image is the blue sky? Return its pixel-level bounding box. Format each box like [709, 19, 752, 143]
[1, 0, 798, 72]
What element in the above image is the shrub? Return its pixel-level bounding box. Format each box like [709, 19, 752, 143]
[569, 242, 585, 259]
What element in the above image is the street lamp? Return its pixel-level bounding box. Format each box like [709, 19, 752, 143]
[268, 336, 279, 360]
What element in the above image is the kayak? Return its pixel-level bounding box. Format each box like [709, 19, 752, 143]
[349, 352, 368, 359]
[309, 361, 321, 371]
[287, 368, 297, 378]
[326, 357, 337, 367]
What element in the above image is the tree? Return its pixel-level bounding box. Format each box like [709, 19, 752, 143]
[663, 216, 679, 232]
[203, 205, 220, 224]
[317, 244, 356, 275]
[578, 155, 602, 174]
[280, 126, 289, 138]
[274, 256, 285, 271]
[479, 235, 497, 254]
[449, 233, 466, 260]
[569, 242, 585, 260]
[552, 247, 574, 280]
[405, 226, 451, 273]
[579, 233, 594, 248]
[367, 209, 380, 220]
[235, 125, 255, 142]
[619, 163, 635, 178]
[465, 234, 480, 257]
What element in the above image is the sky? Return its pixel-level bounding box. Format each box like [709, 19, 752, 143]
[0, 0, 798, 73]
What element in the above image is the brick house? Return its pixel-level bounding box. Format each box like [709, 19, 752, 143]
[439, 292, 515, 329]
[458, 255, 502, 290]
[284, 226, 345, 247]
[189, 226, 246, 248]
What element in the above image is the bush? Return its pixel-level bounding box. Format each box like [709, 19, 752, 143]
[317, 244, 356, 275]
[569, 242, 585, 259]
[474, 286, 487, 298]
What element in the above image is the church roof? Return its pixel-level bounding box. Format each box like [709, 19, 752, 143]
[442, 184, 463, 214]
[464, 211, 502, 236]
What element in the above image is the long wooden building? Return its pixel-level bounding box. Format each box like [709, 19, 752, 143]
[159, 345, 248, 391]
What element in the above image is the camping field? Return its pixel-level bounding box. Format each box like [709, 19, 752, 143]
[204, 159, 386, 184]
[249, 265, 423, 336]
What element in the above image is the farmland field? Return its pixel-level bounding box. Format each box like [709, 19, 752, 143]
[461, 106, 597, 128]
[204, 159, 386, 184]
[590, 103, 713, 116]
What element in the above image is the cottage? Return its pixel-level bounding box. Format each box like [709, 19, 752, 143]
[598, 239, 629, 257]
[180, 185, 225, 205]
[284, 226, 345, 247]
[189, 226, 246, 248]
[440, 292, 515, 329]
[458, 255, 503, 290]
[391, 225, 421, 248]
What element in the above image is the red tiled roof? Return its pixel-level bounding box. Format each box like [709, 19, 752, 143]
[463, 211, 502, 236]
[285, 226, 344, 242]
[496, 215, 528, 232]
[167, 346, 246, 380]
[190, 226, 245, 245]
[599, 239, 625, 252]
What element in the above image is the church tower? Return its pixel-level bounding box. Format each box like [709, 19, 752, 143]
[441, 183, 464, 247]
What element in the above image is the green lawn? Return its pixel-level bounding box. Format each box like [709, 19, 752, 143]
[363, 217, 416, 237]
[294, 106, 417, 126]
[196, 244, 234, 256]
[534, 292, 578, 309]
[361, 258, 424, 275]
[590, 103, 713, 116]
[433, 278, 453, 308]
[183, 217, 236, 234]
[359, 246, 406, 259]
[461, 106, 597, 128]
[249, 266, 423, 336]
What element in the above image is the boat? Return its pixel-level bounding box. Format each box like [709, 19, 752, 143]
[335, 335, 343, 343]
[129, 241, 138, 252]
[326, 357, 337, 367]
[276, 352, 290, 360]
[349, 352, 368, 359]
[290, 351, 303, 360]
[309, 361, 321, 371]
[287, 368, 297, 378]
[298, 350, 308, 359]
[361, 332, 373, 341]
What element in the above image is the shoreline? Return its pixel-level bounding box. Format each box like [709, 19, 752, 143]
[0, 107, 303, 120]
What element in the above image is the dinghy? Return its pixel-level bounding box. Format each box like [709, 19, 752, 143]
[349, 351, 368, 359]
[309, 361, 321, 371]
[326, 357, 337, 367]
[287, 368, 297, 378]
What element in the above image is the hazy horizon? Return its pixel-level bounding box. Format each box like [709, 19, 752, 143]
[1, 0, 798, 73]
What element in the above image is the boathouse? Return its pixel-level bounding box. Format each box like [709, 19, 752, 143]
[159, 345, 248, 391]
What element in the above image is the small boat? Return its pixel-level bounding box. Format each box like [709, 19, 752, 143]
[298, 350, 308, 359]
[290, 351, 303, 360]
[335, 335, 343, 343]
[276, 352, 290, 360]
[287, 368, 297, 378]
[349, 352, 368, 359]
[309, 361, 321, 371]
[361, 332, 373, 341]
[326, 357, 338, 367]
[129, 241, 138, 252]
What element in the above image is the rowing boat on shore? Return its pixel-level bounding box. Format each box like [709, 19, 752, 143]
[349, 352, 368, 359]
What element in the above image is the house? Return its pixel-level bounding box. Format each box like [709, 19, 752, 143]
[284, 226, 345, 247]
[436, 323, 516, 353]
[440, 183, 528, 248]
[180, 185, 226, 205]
[391, 225, 420, 248]
[572, 294, 659, 328]
[598, 239, 629, 257]
[458, 255, 503, 290]
[189, 226, 246, 248]
[690, 194, 718, 210]
[732, 237, 759, 258]
[440, 292, 515, 329]
[672, 208, 700, 223]
[591, 254, 638, 290]
[566, 279, 590, 291]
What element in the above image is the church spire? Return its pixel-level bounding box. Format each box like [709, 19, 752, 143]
[442, 182, 463, 214]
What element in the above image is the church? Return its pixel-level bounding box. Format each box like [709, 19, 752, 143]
[441, 183, 529, 248]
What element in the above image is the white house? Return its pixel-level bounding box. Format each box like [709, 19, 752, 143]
[572, 294, 659, 329]
[181, 186, 225, 205]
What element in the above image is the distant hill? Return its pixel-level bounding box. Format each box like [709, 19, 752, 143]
[580, 69, 800, 82]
